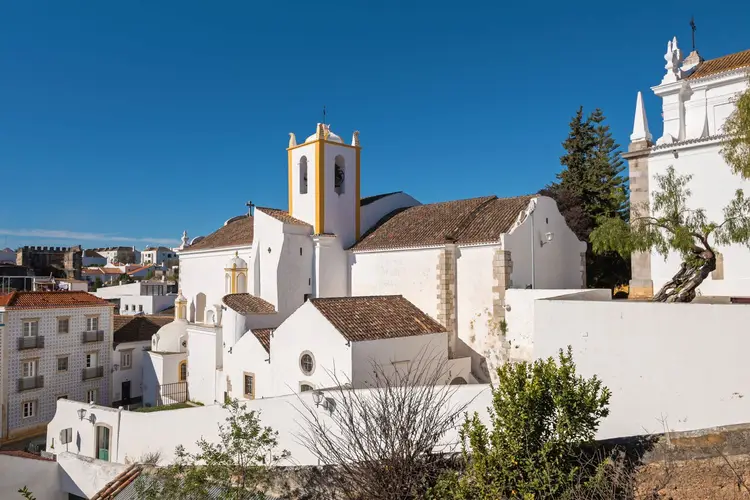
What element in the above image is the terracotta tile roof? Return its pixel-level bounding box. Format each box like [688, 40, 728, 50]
[183, 215, 254, 252]
[91, 464, 143, 499]
[310, 295, 445, 342]
[360, 191, 403, 206]
[222, 293, 276, 315]
[0, 291, 113, 310]
[0, 450, 55, 461]
[350, 195, 534, 251]
[84, 249, 105, 258]
[687, 48, 750, 80]
[251, 328, 273, 353]
[256, 207, 312, 227]
[113, 315, 173, 347]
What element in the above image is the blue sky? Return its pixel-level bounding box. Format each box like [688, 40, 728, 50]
[1, 1, 748, 249]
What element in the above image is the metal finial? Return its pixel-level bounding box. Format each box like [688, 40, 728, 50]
[690, 16, 697, 51]
[245, 201, 254, 216]
[323, 105, 326, 125]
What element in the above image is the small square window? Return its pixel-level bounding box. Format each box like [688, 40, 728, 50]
[138, 305, 143, 312]
[23, 321, 39, 337]
[22, 360, 38, 378]
[124, 305, 129, 311]
[86, 353, 98, 368]
[121, 350, 132, 369]
[58, 318, 69, 334]
[243, 373, 255, 399]
[57, 356, 69, 372]
[22, 401, 35, 418]
[87, 317, 99, 331]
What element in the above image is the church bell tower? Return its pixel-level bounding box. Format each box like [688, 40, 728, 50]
[287, 123, 362, 248]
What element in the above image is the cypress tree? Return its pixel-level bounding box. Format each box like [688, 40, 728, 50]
[540, 107, 630, 290]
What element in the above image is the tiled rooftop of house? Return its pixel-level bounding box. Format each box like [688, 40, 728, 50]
[350, 195, 533, 251]
[687, 48, 750, 80]
[222, 293, 276, 315]
[0, 291, 113, 309]
[251, 328, 273, 353]
[310, 295, 445, 342]
[256, 207, 312, 227]
[113, 315, 173, 347]
[360, 191, 402, 206]
[182, 214, 254, 252]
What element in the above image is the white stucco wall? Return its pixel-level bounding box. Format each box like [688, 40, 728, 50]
[179, 245, 253, 323]
[187, 327, 220, 404]
[251, 212, 285, 316]
[0, 454, 65, 500]
[112, 340, 149, 405]
[455, 245, 495, 361]
[57, 452, 129, 499]
[275, 231, 314, 318]
[350, 248, 441, 320]
[270, 301, 352, 395]
[503, 196, 586, 290]
[535, 293, 750, 438]
[648, 143, 750, 296]
[226, 331, 272, 400]
[359, 192, 421, 235]
[142, 351, 185, 407]
[314, 236, 348, 298]
[289, 143, 318, 230]
[504, 289, 610, 363]
[322, 143, 359, 249]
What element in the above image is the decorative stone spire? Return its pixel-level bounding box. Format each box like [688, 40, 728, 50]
[661, 37, 684, 84]
[630, 91, 653, 143]
[175, 290, 188, 322]
[288, 133, 297, 148]
[179, 230, 189, 250]
[352, 131, 360, 147]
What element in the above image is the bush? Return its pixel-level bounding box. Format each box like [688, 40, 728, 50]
[431, 347, 611, 499]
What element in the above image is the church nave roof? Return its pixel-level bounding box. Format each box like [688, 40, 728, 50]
[222, 292, 276, 315]
[687, 48, 750, 80]
[350, 194, 534, 251]
[182, 214, 254, 252]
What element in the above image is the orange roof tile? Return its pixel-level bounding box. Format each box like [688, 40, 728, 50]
[0, 291, 113, 310]
[687, 48, 750, 80]
[256, 207, 312, 227]
[182, 215, 254, 252]
[251, 328, 273, 353]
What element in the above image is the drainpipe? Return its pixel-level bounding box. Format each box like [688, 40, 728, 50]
[115, 406, 122, 463]
[530, 208, 535, 289]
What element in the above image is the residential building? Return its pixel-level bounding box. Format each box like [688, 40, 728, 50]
[93, 281, 176, 316]
[0, 291, 113, 442]
[626, 40, 750, 298]
[141, 246, 178, 267]
[16, 246, 82, 280]
[82, 249, 107, 267]
[0, 248, 15, 264]
[82, 267, 124, 287]
[112, 315, 171, 407]
[92, 247, 140, 265]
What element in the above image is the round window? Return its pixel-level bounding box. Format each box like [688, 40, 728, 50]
[300, 352, 315, 375]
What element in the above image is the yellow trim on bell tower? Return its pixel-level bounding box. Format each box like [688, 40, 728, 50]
[287, 149, 293, 215]
[355, 146, 361, 239]
[315, 140, 325, 234]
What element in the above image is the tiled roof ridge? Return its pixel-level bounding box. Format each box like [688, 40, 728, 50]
[255, 207, 312, 227]
[446, 196, 499, 241]
[360, 191, 403, 206]
[687, 48, 750, 80]
[310, 294, 402, 303]
[251, 328, 274, 353]
[91, 463, 143, 499]
[1, 291, 113, 309]
[222, 293, 276, 315]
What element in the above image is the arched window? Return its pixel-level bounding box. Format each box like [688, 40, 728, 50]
[205, 309, 215, 325]
[300, 383, 313, 392]
[178, 360, 187, 381]
[237, 273, 247, 293]
[299, 156, 308, 194]
[334, 155, 345, 195]
[95, 424, 112, 461]
[225, 273, 231, 294]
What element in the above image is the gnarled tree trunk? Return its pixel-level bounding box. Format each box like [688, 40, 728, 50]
[652, 249, 716, 303]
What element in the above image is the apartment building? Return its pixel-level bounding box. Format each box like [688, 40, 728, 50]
[0, 291, 113, 442]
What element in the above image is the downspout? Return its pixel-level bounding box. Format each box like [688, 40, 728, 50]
[115, 406, 122, 463]
[530, 207, 535, 289]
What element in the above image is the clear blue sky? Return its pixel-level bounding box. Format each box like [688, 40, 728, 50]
[1, 1, 748, 249]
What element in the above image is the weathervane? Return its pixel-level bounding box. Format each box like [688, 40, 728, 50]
[690, 16, 697, 51]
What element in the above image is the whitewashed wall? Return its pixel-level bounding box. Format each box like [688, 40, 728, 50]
[142, 351, 185, 407]
[535, 292, 750, 438]
[270, 301, 352, 395]
[112, 340, 149, 405]
[504, 289, 610, 363]
[227, 330, 272, 399]
[648, 143, 750, 296]
[179, 245, 252, 323]
[322, 143, 359, 248]
[455, 245, 495, 362]
[187, 327, 220, 404]
[503, 196, 586, 290]
[47, 385, 493, 466]
[314, 236, 348, 298]
[252, 213, 284, 316]
[350, 248, 440, 319]
[276, 231, 313, 318]
[0, 454, 65, 500]
[289, 143, 318, 230]
[359, 192, 421, 235]
[57, 452, 129, 499]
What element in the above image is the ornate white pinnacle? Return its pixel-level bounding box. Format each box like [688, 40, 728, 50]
[630, 91, 652, 143]
[662, 37, 684, 84]
[288, 133, 297, 148]
[352, 131, 360, 147]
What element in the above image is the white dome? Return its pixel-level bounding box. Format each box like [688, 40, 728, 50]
[152, 319, 188, 353]
[305, 124, 344, 144]
[225, 252, 247, 269]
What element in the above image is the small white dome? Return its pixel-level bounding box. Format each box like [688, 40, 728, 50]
[305, 124, 343, 144]
[153, 320, 188, 353]
[225, 251, 247, 269]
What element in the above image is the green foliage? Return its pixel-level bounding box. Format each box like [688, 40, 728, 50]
[18, 487, 36, 500]
[93, 277, 103, 291]
[431, 348, 610, 500]
[135, 398, 288, 499]
[722, 84, 750, 179]
[134, 402, 193, 412]
[591, 166, 750, 262]
[541, 107, 630, 289]
[119, 273, 134, 284]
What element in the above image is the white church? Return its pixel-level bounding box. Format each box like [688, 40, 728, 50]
[144, 123, 587, 405]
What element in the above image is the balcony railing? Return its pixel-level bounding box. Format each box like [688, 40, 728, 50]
[82, 330, 104, 343]
[18, 375, 44, 392]
[82, 366, 104, 380]
[18, 336, 44, 350]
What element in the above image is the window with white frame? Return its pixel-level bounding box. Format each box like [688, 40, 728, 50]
[243, 373, 255, 399]
[87, 389, 97, 404]
[121, 350, 132, 369]
[22, 401, 35, 418]
[86, 352, 98, 368]
[86, 316, 99, 331]
[138, 304, 143, 312]
[57, 356, 69, 372]
[22, 360, 37, 378]
[58, 317, 69, 334]
[299, 352, 315, 376]
[23, 321, 38, 337]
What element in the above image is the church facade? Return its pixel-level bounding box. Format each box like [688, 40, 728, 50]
[148, 123, 586, 405]
[626, 38, 750, 298]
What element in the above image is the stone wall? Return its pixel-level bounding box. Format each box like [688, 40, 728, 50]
[624, 139, 653, 298]
[436, 244, 457, 356]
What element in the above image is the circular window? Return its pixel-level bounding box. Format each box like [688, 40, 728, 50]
[299, 352, 315, 376]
